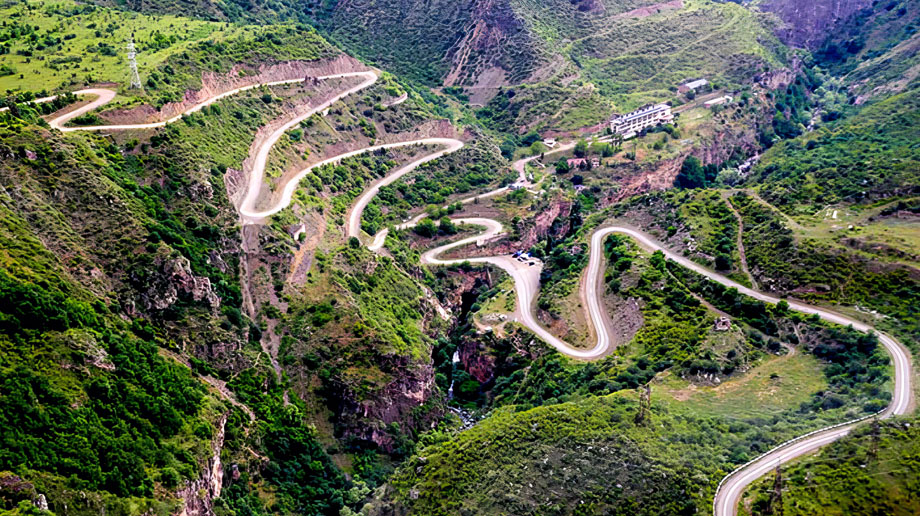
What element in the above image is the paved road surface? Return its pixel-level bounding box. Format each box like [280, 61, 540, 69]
[342, 138, 464, 236]
[365, 206, 913, 514]
[34, 65, 913, 515]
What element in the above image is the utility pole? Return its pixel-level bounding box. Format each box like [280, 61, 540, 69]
[127, 36, 142, 90]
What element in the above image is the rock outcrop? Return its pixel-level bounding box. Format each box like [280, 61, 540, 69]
[332, 357, 442, 453]
[175, 414, 228, 516]
[139, 251, 221, 312]
[758, 0, 873, 49]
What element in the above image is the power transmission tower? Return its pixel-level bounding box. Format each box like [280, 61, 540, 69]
[768, 463, 784, 516]
[635, 383, 651, 426]
[127, 36, 142, 90]
[869, 416, 881, 463]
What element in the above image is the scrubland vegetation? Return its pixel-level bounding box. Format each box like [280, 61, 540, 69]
[1, 0, 918, 513]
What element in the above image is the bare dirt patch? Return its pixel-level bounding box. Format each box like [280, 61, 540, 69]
[614, 0, 683, 19]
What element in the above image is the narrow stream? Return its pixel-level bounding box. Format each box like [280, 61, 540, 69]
[446, 350, 460, 399]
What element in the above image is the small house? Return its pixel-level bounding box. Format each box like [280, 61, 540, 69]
[679, 79, 708, 93]
[567, 158, 587, 168]
[543, 137, 557, 148]
[705, 96, 733, 107]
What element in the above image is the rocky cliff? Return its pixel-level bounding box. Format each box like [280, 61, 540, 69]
[757, 0, 873, 49]
[175, 414, 228, 516]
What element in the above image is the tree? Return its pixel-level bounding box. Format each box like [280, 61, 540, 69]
[774, 299, 790, 315]
[675, 156, 706, 189]
[574, 139, 588, 158]
[521, 130, 540, 146]
[529, 141, 546, 156]
[414, 218, 437, 238]
[555, 158, 570, 174]
[439, 216, 457, 235]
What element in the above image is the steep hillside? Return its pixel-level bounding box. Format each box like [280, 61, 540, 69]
[756, 0, 920, 102]
[476, 0, 784, 133]
[0, 0, 917, 515]
[318, 0, 786, 132]
[317, 0, 544, 87]
[740, 417, 920, 515]
[753, 84, 920, 211]
[81, 0, 788, 132]
[0, 2, 489, 513]
[818, 0, 920, 101]
[756, 0, 874, 49]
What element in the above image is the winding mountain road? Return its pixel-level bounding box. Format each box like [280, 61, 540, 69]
[354, 175, 912, 514]
[37, 67, 913, 516]
[412, 218, 913, 515]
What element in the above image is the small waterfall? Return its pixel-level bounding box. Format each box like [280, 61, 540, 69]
[447, 350, 460, 400]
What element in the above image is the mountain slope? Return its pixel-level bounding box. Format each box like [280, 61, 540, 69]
[740, 417, 920, 515]
[756, 0, 874, 49]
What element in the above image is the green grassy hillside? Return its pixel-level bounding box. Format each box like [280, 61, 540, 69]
[812, 0, 920, 99]
[753, 84, 920, 212]
[77, 0, 787, 133]
[0, 123, 231, 515]
[0, 0, 337, 103]
[740, 417, 920, 516]
[0, 15, 398, 513]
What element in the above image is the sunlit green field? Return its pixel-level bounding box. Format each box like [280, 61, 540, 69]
[0, 0, 236, 92]
[656, 350, 829, 419]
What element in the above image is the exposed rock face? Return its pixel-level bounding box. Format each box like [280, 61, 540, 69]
[332, 356, 442, 453]
[437, 269, 493, 314]
[140, 252, 221, 311]
[758, 0, 873, 49]
[755, 66, 798, 91]
[458, 337, 497, 384]
[462, 195, 574, 257]
[34, 494, 48, 511]
[175, 414, 227, 516]
[0, 473, 37, 507]
[443, 0, 539, 87]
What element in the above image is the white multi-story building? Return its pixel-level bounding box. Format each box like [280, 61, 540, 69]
[609, 103, 673, 138]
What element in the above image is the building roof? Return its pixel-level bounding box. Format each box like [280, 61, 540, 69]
[683, 79, 708, 90]
[704, 95, 733, 106]
[613, 103, 671, 124]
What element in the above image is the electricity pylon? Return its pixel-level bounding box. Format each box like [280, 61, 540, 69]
[127, 36, 142, 90]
